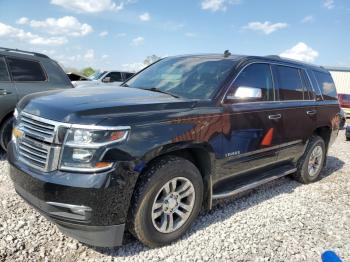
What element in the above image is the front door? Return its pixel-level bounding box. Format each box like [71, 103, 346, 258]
[215, 63, 283, 184]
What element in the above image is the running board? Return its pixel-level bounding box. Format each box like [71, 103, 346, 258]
[212, 168, 297, 200]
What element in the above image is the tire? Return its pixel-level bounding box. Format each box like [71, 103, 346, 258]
[0, 116, 14, 152]
[346, 137, 350, 141]
[128, 155, 203, 248]
[292, 135, 326, 184]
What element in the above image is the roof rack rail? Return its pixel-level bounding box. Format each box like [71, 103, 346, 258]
[0, 47, 49, 58]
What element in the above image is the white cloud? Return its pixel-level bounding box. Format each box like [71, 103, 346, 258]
[139, 12, 151, 22]
[323, 0, 335, 9]
[83, 49, 95, 60]
[16, 17, 29, 25]
[185, 32, 197, 37]
[280, 42, 319, 63]
[122, 62, 145, 72]
[51, 0, 123, 13]
[243, 21, 288, 35]
[301, 15, 314, 23]
[116, 32, 126, 37]
[201, 0, 240, 12]
[131, 36, 144, 46]
[101, 54, 109, 59]
[27, 16, 92, 37]
[0, 22, 67, 45]
[99, 31, 108, 37]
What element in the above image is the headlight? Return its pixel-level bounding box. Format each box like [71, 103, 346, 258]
[59, 127, 129, 172]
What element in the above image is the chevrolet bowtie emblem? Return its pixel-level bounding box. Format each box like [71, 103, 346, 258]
[13, 127, 24, 139]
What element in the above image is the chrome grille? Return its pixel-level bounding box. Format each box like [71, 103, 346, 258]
[20, 113, 55, 143]
[18, 136, 50, 170]
[16, 112, 61, 172]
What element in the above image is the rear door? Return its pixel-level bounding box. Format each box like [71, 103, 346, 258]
[216, 63, 284, 182]
[6, 56, 51, 100]
[272, 64, 317, 163]
[0, 56, 17, 121]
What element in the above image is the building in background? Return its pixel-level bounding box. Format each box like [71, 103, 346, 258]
[326, 67, 350, 116]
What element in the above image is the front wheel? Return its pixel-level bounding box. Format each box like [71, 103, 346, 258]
[293, 135, 326, 184]
[0, 116, 14, 152]
[128, 156, 203, 248]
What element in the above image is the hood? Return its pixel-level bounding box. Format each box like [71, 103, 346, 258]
[18, 86, 196, 126]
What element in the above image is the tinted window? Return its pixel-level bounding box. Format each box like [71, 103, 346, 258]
[313, 71, 337, 100]
[275, 66, 304, 101]
[0, 57, 10, 81]
[231, 63, 274, 101]
[300, 70, 315, 100]
[106, 72, 123, 82]
[7, 58, 46, 81]
[125, 57, 236, 99]
[124, 73, 134, 80]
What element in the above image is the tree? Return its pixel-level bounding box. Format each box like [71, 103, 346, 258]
[81, 67, 96, 77]
[144, 55, 161, 66]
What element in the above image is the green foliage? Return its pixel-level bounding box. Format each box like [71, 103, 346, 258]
[81, 67, 96, 77]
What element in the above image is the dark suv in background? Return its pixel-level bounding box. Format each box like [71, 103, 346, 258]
[8, 54, 340, 248]
[0, 47, 73, 151]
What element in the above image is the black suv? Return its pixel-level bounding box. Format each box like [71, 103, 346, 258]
[8, 54, 340, 248]
[0, 47, 73, 151]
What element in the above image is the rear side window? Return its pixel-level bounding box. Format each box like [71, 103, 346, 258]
[106, 72, 123, 82]
[313, 71, 338, 100]
[300, 70, 315, 100]
[0, 56, 10, 81]
[275, 66, 304, 101]
[7, 58, 46, 82]
[231, 63, 274, 101]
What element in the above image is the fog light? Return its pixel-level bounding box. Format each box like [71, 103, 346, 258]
[72, 149, 94, 162]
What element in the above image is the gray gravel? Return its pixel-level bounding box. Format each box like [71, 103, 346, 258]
[1, 131, 350, 261]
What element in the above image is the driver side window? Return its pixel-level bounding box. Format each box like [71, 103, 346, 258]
[228, 63, 274, 102]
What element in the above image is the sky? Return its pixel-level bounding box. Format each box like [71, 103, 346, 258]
[0, 0, 349, 72]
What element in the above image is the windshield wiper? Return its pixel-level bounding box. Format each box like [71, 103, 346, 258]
[139, 87, 180, 98]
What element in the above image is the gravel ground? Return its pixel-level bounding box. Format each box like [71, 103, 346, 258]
[1, 131, 350, 261]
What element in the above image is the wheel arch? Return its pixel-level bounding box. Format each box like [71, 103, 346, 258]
[313, 125, 332, 151]
[138, 142, 216, 211]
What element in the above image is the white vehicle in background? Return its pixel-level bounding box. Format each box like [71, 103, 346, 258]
[72, 71, 134, 88]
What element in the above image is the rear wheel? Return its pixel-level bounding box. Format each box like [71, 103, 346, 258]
[293, 135, 326, 184]
[0, 116, 14, 152]
[128, 156, 203, 247]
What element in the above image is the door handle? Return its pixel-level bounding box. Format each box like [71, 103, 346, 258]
[0, 89, 10, 96]
[306, 110, 317, 116]
[268, 114, 282, 120]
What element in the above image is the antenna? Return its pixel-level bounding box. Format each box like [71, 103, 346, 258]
[224, 50, 231, 58]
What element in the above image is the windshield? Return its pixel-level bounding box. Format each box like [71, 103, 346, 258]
[88, 71, 107, 80]
[124, 57, 236, 99]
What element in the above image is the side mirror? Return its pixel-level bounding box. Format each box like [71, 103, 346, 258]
[226, 86, 262, 100]
[102, 77, 111, 83]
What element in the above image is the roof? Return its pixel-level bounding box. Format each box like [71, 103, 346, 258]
[168, 53, 326, 71]
[0, 47, 49, 59]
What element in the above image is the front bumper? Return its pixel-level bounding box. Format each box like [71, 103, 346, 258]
[8, 142, 139, 247]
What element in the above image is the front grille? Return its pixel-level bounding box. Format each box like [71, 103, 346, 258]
[16, 112, 61, 172]
[20, 113, 56, 143]
[18, 136, 50, 171]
